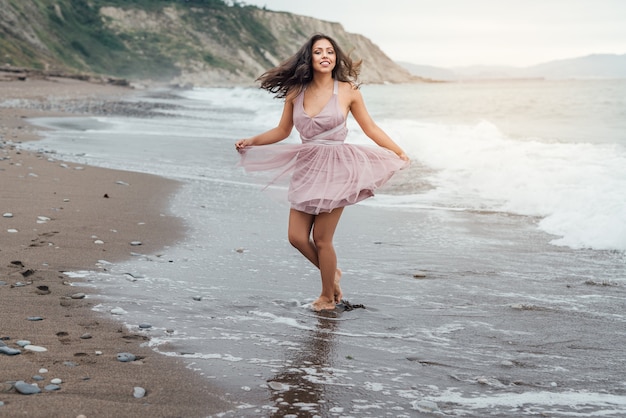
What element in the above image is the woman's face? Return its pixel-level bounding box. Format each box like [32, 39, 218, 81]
[311, 38, 336, 74]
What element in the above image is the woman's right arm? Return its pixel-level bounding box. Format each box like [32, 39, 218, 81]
[235, 98, 294, 150]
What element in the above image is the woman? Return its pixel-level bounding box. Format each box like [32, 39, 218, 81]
[236, 33, 409, 311]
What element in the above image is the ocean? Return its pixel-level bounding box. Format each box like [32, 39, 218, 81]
[24, 79, 626, 416]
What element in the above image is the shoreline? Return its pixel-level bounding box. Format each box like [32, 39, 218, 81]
[0, 76, 232, 416]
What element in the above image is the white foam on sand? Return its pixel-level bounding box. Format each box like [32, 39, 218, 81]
[420, 388, 626, 416]
[248, 310, 313, 330]
[155, 350, 243, 362]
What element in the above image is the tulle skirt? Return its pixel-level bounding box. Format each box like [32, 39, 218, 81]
[238, 143, 407, 215]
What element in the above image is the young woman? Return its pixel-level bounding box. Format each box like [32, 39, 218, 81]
[236, 33, 409, 311]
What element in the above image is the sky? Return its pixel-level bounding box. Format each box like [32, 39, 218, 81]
[243, 0, 626, 68]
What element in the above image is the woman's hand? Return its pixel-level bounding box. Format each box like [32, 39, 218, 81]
[235, 139, 250, 151]
[398, 152, 410, 162]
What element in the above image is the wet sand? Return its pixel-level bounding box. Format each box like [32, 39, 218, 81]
[0, 75, 232, 417]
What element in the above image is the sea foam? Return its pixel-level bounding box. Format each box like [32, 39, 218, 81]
[366, 118, 626, 251]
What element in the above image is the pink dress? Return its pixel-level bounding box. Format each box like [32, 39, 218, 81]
[238, 80, 407, 215]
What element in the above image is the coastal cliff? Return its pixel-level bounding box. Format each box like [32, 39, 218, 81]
[0, 0, 419, 86]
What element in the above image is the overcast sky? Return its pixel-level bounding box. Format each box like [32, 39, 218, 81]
[244, 0, 626, 68]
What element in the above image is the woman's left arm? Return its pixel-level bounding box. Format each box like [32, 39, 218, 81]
[348, 87, 409, 161]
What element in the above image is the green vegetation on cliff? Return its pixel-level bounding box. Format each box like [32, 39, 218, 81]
[0, 0, 417, 85]
[1, 0, 277, 80]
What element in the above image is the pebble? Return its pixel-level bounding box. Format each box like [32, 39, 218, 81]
[16, 340, 31, 347]
[130, 241, 142, 246]
[71, 293, 86, 299]
[37, 216, 50, 223]
[63, 361, 79, 367]
[138, 323, 152, 329]
[110, 307, 127, 315]
[95, 351, 102, 355]
[24, 345, 48, 352]
[21, 269, 35, 278]
[192, 296, 203, 301]
[80, 333, 92, 339]
[0, 346, 21, 355]
[133, 386, 146, 398]
[32, 375, 44, 381]
[7, 229, 18, 233]
[27, 316, 44, 321]
[117, 352, 136, 362]
[2, 212, 13, 218]
[36, 285, 50, 295]
[50, 378, 62, 384]
[44, 384, 61, 391]
[14, 381, 41, 395]
[94, 239, 104, 245]
[116, 180, 129, 186]
[39, 368, 48, 374]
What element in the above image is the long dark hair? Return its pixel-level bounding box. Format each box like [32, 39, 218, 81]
[257, 33, 362, 98]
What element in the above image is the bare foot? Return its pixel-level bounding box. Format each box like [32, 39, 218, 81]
[312, 296, 336, 312]
[334, 268, 343, 303]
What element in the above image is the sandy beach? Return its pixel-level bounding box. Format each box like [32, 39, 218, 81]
[3, 74, 625, 417]
[0, 74, 231, 416]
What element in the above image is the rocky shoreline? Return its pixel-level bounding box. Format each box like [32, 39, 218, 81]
[0, 65, 130, 86]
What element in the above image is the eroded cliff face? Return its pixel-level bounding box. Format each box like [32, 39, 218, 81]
[98, 6, 416, 85]
[1, 0, 417, 86]
[249, 10, 415, 85]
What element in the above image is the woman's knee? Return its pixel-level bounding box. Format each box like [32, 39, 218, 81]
[288, 209, 314, 249]
[288, 231, 309, 249]
[312, 231, 332, 251]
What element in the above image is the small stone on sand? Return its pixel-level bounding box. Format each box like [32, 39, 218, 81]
[24, 344, 48, 352]
[14, 381, 41, 395]
[133, 386, 146, 398]
[117, 352, 136, 362]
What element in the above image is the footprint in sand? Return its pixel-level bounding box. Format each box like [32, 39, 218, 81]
[29, 231, 59, 247]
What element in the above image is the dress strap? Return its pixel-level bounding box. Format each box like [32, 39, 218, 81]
[333, 79, 338, 94]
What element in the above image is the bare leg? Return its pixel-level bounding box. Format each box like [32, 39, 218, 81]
[288, 209, 317, 265]
[288, 208, 344, 311]
[334, 268, 343, 303]
[311, 208, 344, 311]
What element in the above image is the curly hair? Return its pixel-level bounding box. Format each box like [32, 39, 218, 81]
[257, 33, 362, 99]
